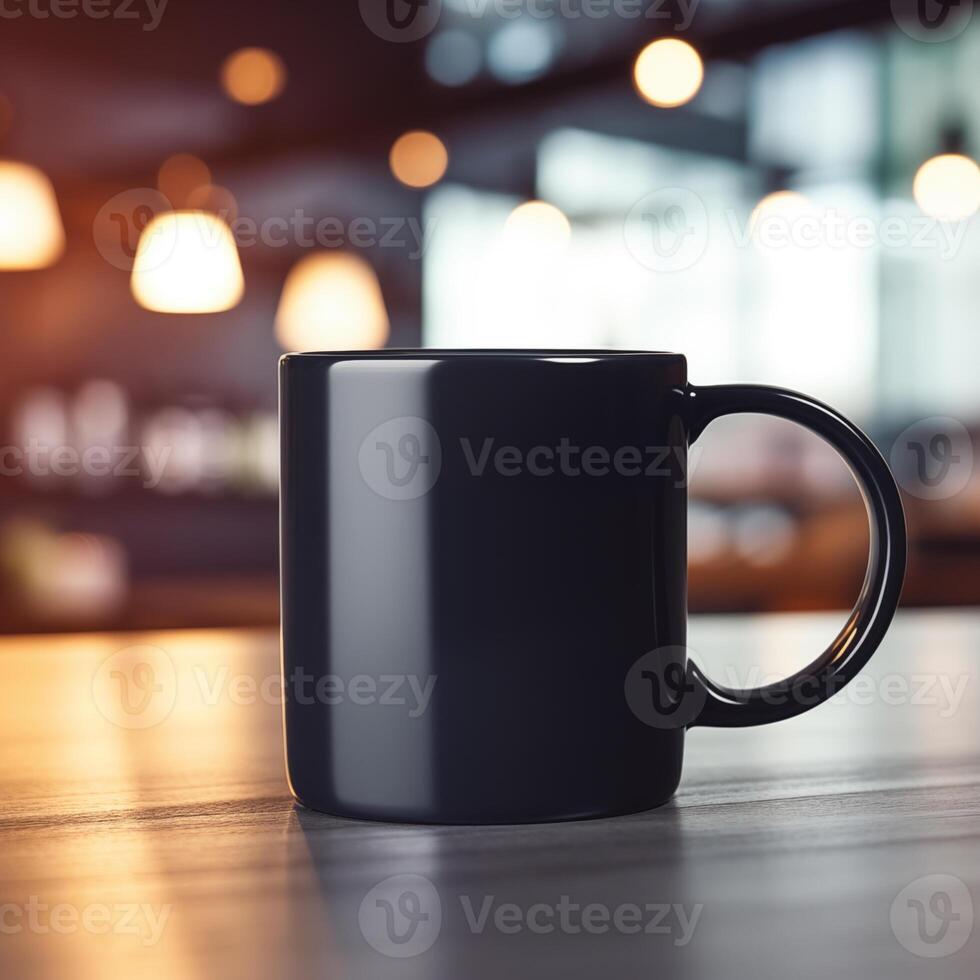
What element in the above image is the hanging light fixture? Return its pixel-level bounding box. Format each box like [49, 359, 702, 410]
[750, 191, 814, 233]
[914, 153, 980, 221]
[632, 38, 704, 109]
[0, 160, 65, 270]
[275, 252, 389, 352]
[501, 200, 571, 259]
[130, 210, 244, 314]
[913, 123, 980, 222]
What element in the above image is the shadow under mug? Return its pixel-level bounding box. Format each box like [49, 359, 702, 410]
[279, 350, 906, 824]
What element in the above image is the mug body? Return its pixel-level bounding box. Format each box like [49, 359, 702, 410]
[280, 350, 689, 824]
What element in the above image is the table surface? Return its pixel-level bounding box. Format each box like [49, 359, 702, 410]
[1, 609, 978, 979]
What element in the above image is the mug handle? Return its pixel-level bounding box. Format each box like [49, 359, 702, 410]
[681, 384, 907, 727]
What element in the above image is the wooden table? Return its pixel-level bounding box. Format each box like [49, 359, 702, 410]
[1, 611, 978, 978]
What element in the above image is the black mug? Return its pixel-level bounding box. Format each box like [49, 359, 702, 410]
[279, 350, 906, 824]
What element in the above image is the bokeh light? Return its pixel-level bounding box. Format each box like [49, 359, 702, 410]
[12, 388, 67, 466]
[0, 161, 65, 270]
[131, 211, 244, 314]
[157, 153, 212, 209]
[749, 190, 815, 234]
[487, 20, 558, 85]
[633, 38, 704, 108]
[71, 379, 128, 453]
[186, 183, 240, 222]
[913, 153, 980, 221]
[426, 29, 482, 87]
[221, 47, 287, 105]
[501, 200, 571, 257]
[275, 252, 389, 352]
[389, 130, 449, 188]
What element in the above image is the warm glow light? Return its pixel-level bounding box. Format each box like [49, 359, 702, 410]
[633, 38, 704, 108]
[913, 153, 980, 221]
[0, 161, 65, 269]
[130, 211, 244, 314]
[389, 131, 448, 189]
[221, 47, 287, 105]
[502, 200, 571, 257]
[158, 153, 211, 209]
[747, 190, 818, 255]
[187, 183, 239, 222]
[749, 190, 814, 231]
[275, 252, 389, 352]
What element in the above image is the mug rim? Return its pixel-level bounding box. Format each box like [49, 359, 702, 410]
[281, 348, 682, 360]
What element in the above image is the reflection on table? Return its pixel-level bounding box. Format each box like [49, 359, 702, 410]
[1, 611, 977, 979]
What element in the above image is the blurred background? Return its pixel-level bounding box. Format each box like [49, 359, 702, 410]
[1, 0, 978, 634]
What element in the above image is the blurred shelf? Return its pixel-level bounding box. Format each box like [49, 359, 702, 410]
[0, 573, 281, 635]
